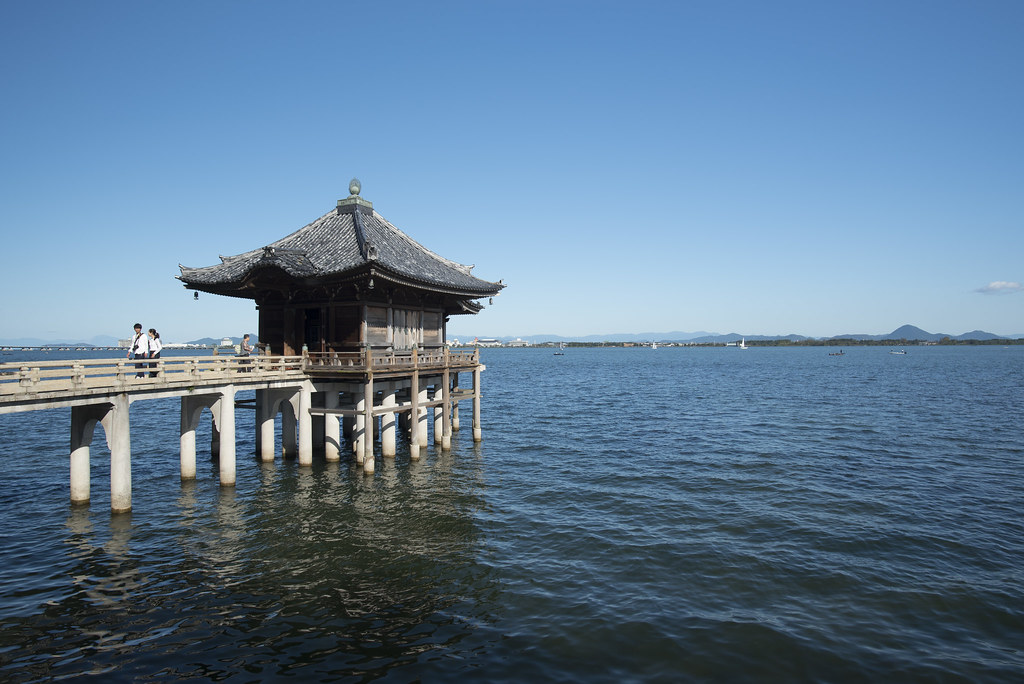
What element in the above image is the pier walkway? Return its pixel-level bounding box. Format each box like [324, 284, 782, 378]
[0, 349, 484, 512]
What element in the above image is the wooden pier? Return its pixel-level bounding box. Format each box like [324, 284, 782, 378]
[0, 348, 485, 513]
[2, 181, 504, 513]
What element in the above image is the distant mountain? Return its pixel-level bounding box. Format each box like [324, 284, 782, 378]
[829, 325, 1007, 343]
[5, 326, 1011, 349]
[954, 330, 1004, 341]
[462, 325, 1009, 345]
[469, 331, 813, 345]
[185, 336, 259, 346]
[86, 334, 120, 346]
[686, 332, 812, 344]
[889, 324, 945, 341]
[0, 334, 120, 346]
[500, 331, 720, 344]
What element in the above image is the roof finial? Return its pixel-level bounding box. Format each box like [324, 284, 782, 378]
[349, 178, 361, 196]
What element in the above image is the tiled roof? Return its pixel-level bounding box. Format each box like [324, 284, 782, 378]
[178, 198, 503, 298]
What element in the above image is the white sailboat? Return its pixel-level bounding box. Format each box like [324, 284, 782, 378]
[738, 337, 748, 349]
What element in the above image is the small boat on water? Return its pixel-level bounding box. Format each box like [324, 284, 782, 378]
[554, 342, 565, 356]
[738, 338, 748, 350]
[890, 349, 907, 355]
[829, 349, 845, 356]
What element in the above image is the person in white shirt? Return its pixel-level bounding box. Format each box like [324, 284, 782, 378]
[147, 328, 162, 378]
[128, 323, 150, 378]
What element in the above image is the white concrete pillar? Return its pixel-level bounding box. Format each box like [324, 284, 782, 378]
[102, 394, 132, 514]
[298, 384, 313, 467]
[179, 396, 204, 481]
[381, 383, 397, 458]
[325, 390, 340, 462]
[215, 386, 236, 487]
[70, 403, 110, 504]
[473, 366, 482, 442]
[433, 402, 443, 445]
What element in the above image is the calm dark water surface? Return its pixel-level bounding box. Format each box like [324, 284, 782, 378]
[0, 346, 1022, 681]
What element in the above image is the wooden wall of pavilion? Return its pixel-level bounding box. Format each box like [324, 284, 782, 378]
[258, 300, 445, 356]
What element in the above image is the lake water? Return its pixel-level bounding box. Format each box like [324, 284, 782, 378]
[0, 346, 1022, 682]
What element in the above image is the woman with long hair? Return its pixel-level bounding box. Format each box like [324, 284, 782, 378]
[147, 328, 162, 378]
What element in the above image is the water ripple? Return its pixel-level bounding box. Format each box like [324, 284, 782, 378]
[0, 346, 1022, 680]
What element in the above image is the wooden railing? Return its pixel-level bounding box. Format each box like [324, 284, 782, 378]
[304, 348, 480, 373]
[0, 355, 306, 398]
[0, 348, 482, 400]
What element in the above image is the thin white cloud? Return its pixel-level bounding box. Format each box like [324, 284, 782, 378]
[976, 281, 1024, 294]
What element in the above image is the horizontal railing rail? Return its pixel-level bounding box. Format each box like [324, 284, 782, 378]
[304, 348, 480, 372]
[0, 355, 306, 398]
[0, 348, 482, 401]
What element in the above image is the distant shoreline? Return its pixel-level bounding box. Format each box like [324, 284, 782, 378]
[455, 338, 1024, 349]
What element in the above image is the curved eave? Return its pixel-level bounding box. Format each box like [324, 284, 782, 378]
[180, 260, 503, 301]
[368, 264, 504, 299]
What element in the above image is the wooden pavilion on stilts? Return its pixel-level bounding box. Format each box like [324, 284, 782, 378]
[177, 179, 504, 474]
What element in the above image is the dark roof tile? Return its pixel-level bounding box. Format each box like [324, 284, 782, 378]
[179, 200, 503, 298]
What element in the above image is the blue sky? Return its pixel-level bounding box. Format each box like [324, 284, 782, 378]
[2, 1, 1022, 343]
